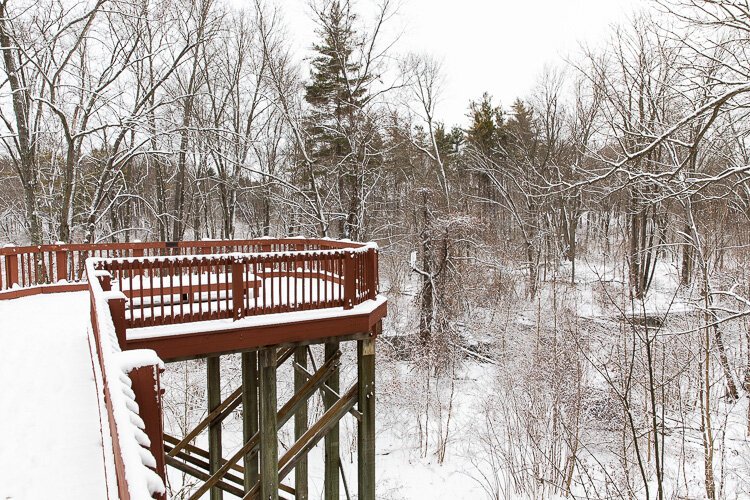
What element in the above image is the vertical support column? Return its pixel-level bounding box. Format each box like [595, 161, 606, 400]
[106, 293, 127, 350]
[358, 326, 377, 500]
[324, 342, 340, 500]
[242, 351, 259, 491]
[367, 247, 378, 300]
[133, 248, 144, 279]
[343, 252, 355, 310]
[259, 348, 279, 500]
[294, 346, 309, 499]
[207, 356, 223, 500]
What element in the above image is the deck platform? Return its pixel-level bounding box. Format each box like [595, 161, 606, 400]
[1, 238, 384, 500]
[0, 292, 112, 499]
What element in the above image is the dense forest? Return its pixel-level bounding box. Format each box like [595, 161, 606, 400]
[4, 0, 750, 498]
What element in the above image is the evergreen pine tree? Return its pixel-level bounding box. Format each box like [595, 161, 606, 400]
[304, 0, 376, 238]
[466, 92, 505, 153]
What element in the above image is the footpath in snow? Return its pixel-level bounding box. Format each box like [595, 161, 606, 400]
[0, 291, 111, 499]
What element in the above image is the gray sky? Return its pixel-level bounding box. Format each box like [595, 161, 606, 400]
[282, 0, 645, 125]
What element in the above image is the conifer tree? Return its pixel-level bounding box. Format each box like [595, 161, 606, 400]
[304, 0, 376, 239]
[466, 92, 505, 153]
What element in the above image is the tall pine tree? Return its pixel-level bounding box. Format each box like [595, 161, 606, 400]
[304, 0, 375, 239]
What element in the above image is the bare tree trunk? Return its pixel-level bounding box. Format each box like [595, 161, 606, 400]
[680, 221, 693, 286]
[745, 319, 750, 436]
[0, 3, 42, 244]
[700, 315, 716, 500]
[419, 190, 434, 344]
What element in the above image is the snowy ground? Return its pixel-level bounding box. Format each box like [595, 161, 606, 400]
[4, 258, 749, 500]
[163, 353, 492, 500]
[0, 292, 112, 499]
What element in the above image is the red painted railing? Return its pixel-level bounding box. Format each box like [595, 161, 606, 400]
[0, 238, 380, 498]
[0, 238, 376, 299]
[88, 261, 167, 500]
[82, 239, 379, 496]
[93, 244, 378, 331]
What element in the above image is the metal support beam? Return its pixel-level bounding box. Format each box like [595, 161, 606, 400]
[244, 385, 359, 500]
[208, 356, 223, 500]
[358, 331, 377, 500]
[166, 455, 245, 497]
[168, 387, 242, 459]
[259, 348, 279, 500]
[292, 361, 362, 421]
[164, 444, 246, 485]
[184, 351, 340, 500]
[294, 346, 308, 499]
[323, 342, 340, 500]
[243, 352, 259, 492]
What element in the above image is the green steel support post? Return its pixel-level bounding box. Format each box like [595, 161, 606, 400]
[242, 351, 259, 491]
[208, 356, 223, 500]
[259, 348, 279, 500]
[294, 346, 309, 499]
[324, 342, 340, 500]
[358, 331, 377, 500]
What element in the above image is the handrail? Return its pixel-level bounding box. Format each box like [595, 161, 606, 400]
[92, 243, 379, 330]
[0, 238, 380, 497]
[87, 259, 167, 500]
[81, 239, 379, 496]
[0, 238, 373, 297]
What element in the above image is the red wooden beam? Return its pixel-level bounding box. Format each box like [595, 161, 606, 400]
[125, 300, 386, 362]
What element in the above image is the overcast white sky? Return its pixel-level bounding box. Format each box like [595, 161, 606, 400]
[281, 0, 646, 126]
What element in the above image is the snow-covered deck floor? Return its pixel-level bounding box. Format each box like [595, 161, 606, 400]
[0, 291, 112, 499]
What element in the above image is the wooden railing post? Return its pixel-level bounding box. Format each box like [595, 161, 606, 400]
[343, 252, 356, 310]
[99, 272, 112, 292]
[367, 248, 377, 300]
[107, 293, 128, 349]
[132, 247, 144, 279]
[4, 246, 18, 288]
[232, 260, 244, 321]
[130, 363, 167, 500]
[55, 246, 68, 283]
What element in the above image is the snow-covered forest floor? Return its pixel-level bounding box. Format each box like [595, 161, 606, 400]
[161, 248, 750, 499]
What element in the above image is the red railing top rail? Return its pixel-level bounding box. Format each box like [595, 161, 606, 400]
[91, 240, 379, 333]
[96, 244, 376, 266]
[87, 259, 166, 499]
[0, 237, 375, 255]
[0, 238, 378, 297]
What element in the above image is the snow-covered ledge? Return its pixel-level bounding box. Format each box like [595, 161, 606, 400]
[87, 259, 166, 500]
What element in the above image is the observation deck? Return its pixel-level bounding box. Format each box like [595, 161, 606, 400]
[0, 238, 385, 500]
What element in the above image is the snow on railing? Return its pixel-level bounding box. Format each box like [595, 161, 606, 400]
[87, 260, 166, 500]
[94, 243, 380, 329]
[0, 238, 376, 296]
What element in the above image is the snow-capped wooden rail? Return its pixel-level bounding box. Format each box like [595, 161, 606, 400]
[80, 241, 382, 361]
[87, 260, 167, 500]
[0, 238, 383, 498]
[96, 245, 378, 330]
[0, 238, 378, 301]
